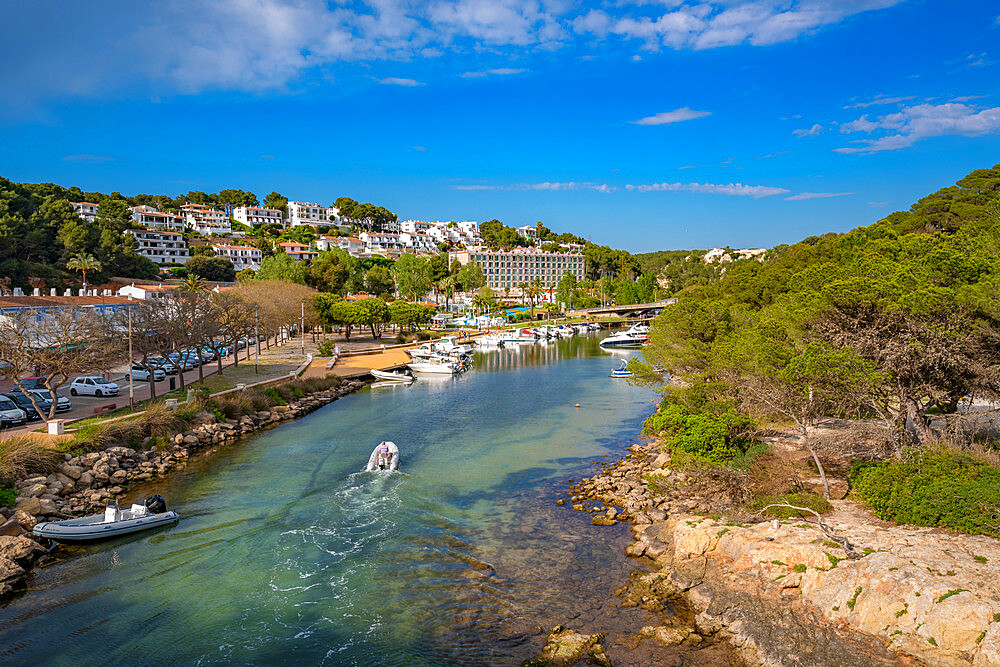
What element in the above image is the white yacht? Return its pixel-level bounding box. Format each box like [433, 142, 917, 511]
[407, 358, 464, 374]
[599, 323, 650, 349]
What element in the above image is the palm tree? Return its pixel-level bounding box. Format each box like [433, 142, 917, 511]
[517, 282, 528, 307]
[66, 252, 102, 292]
[527, 278, 544, 318]
[439, 275, 456, 310]
[180, 273, 206, 293]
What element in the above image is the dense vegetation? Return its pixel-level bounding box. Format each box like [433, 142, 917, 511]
[640, 164, 1000, 533]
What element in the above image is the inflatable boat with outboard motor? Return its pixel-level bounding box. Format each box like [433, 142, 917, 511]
[33, 495, 179, 542]
[365, 441, 399, 472]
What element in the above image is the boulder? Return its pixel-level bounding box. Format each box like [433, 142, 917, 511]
[11, 510, 35, 531]
[19, 476, 47, 488]
[14, 498, 42, 516]
[0, 556, 25, 597]
[641, 625, 692, 646]
[528, 626, 609, 666]
[24, 483, 47, 498]
[110, 470, 128, 484]
[0, 535, 44, 566]
[37, 498, 59, 516]
[0, 519, 25, 537]
[77, 471, 94, 488]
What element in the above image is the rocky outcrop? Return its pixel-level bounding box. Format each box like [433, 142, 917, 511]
[570, 441, 1000, 666]
[524, 626, 611, 666]
[1, 379, 364, 602]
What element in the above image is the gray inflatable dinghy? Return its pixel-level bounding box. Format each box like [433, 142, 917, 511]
[33, 495, 179, 542]
[365, 441, 399, 472]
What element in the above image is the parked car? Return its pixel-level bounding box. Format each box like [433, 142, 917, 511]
[169, 352, 199, 369]
[29, 389, 72, 413]
[17, 377, 46, 391]
[0, 396, 27, 427]
[146, 357, 177, 375]
[70, 376, 121, 397]
[125, 365, 166, 382]
[3, 392, 49, 421]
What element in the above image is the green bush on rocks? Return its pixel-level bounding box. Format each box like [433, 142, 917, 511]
[644, 398, 756, 464]
[849, 449, 1000, 537]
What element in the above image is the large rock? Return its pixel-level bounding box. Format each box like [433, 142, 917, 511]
[110, 470, 128, 484]
[11, 509, 35, 531]
[37, 498, 59, 516]
[14, 498, 41, 516]
[0, 519, 25, 537]
[0, 556, 25, 597]
[526, 626, 610, 667]
[0, 535, 44, 566]
[77, 471, 94, 488]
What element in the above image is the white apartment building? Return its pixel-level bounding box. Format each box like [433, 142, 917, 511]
[316, 235, 365, 256]
[71, 202, 99, 223]
[182, 203, 232, 235]
[399, 220, 434, 235]
[400, 232, 437, 253]
[277, 241, 319, 262]
[450, 248, 585, 291]
[288, 201, 338, 227]
[130, 206, 185, 232]
[125, 229, 191, 265]
[233, 205, 284, 228]
[212, 244, 262, 271]
[515, 225, 539, 241]
[117, 283, 181, 301]
[359, 231, 402, 254]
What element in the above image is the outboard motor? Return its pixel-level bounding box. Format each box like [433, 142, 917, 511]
[145, 494, 167, 514]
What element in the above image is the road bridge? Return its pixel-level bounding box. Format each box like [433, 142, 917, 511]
[571, 299, 676, 319]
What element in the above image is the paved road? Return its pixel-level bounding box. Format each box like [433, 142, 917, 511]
[0, 346, 263, 436]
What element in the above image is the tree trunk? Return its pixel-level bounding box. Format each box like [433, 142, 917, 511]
[904, 397, 934, 444]
[216, 354, 223, 376]
[197, 358, 205, 385]
[802, 427, 830, 501]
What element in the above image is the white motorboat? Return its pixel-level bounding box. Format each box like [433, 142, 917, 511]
[500, 328, 536, 344]
[435, 336, 472, 357]
[407, 341, 437, 360]
[475, 334, 505, 347]
[553, 325, 576, 338]
[599, 324, 650, 349]
[611, 361, 634, 378]
[365, 441, 399, 472]
[33, 495, 178, 543]
[370, 368, 414, 382]
[407, 359, 463, 374]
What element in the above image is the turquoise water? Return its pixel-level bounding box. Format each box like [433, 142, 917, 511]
[0, 336, 657, 665]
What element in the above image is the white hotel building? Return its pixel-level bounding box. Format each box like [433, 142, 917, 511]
[450, 248, 585, 291]
[130, 206, 185, 232]
[182, 203, 231, 235]
[233, 205, 284, 228]
[212, 244, 262, 271]
[71, 201, 99, 223]
[287, 201, 338, 228]
[125, 230, 190, 265]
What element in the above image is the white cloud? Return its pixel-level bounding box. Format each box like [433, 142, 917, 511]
[836, 102, 1000, 153]
[454, 181, 615, 192]
[784, 191, 855, 201]
[844, 94, 915, 109]
[625, 181, 789, 197]
[868, 201, 888, 207]
[259, 153, 275, 159]
[379, 77, 424, 86]
[633, 106, 711, 125]
[460, 67, 527, 78]
[792, 123, 823, 137]
[412, 145, 427, 151]
[62, 154, 114, 163]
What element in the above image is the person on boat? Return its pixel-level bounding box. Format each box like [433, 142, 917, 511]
[376, 441, 393, 468]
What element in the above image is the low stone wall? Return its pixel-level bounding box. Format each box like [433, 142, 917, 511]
[565, 442, 1000, 666]
[0, 379, 364, 600]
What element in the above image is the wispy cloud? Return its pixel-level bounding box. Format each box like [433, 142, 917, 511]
[836, 102, 1000, 153]
[460, 68, 527, 78]
[759, 150, 790, 159]
[379, 77, 424, 86]
[949, 95, 988, 103]
[62, 154, 114, 163]
[258, 153, 275, 159]
[868, 201, 889, 207]
[632, 107, 711, 126]
[677, 165, 697, 170]
[411, 145, 427, 152]
[625, 181, 789, 197]
[785, 191, 855, 201]
[455, 181, 615, 193]
[844, 95, 915, 109]
[793, 124, 823, 137]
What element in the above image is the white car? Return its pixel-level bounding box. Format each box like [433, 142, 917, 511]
[70, 376, 121, 397]
[125, 365, 166, 382]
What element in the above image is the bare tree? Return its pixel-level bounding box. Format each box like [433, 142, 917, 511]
[0, 307, 123, 421]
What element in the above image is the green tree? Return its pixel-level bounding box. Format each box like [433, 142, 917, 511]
[365, 264, 395, 296]
[185, 255, 236, 282]
[263, 192, 288, 214]
[393, 253, 431, 301]
[308, 249, 359, 295]
[256, 253, 306, 284]
[66, 252, 101, 289]
[473, 287, 497, 315]
[351, 298, 390, 339]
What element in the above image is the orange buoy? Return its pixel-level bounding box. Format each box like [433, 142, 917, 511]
[574, 403, 581, 408]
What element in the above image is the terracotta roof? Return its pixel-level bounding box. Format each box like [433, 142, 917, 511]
[71, 201, 98, 206]
[0, 295, 135, 309]
[212, 244, 258, 250]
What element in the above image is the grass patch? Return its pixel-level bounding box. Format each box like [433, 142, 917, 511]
[850, 448, 1000, 537]
[642, 473, 670, 495]
[927, 637, 937, 647]
[846, 586, 862, 611]
[936, 589, 967, 603]
[793, 564, 807, 573]
[978, 631, 987, 645]
[717, 528, 730, 538]
[0, 487, 16, 507]
[974, 555, 988, 563]
[748, 491, 832, 518]
[825, 552, 843, 568]
[0, 435, 62, 485]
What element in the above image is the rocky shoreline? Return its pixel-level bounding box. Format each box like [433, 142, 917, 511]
[539, 439, 1000, 666]
[0, 379, 364, 600]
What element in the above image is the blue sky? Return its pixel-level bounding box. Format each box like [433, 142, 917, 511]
[1, 1, 998, 253]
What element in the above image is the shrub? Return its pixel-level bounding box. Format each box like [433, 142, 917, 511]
[849, 449, 1000, 537]
[644, 398, 756, 464]
[748, 491, 832, 518]
[0, 436, 62, 485]
[174, 404, 202, 423]
[317, 340, 335, 356]
[0, 487, 16, 507]
[264, 388, 286, 406]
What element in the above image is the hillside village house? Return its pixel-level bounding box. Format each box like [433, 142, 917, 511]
[117, 283, 181, 300]
[125, 229, 190, 265]
[399, 232, 437, 253]
[450, 247, 585, 291]
[276, 241, 319, 262]
[211, 243, 261, 271]
[182, 203, 231, 235]
[315, 235, 365, 256]
[515, 225, 538, 241]
[233, 205, 283, 228]
[130, 206, 185, 232]
[359, 231, 402, 254]
[71, 202, 98, 223]
[287, 201, 338, 228]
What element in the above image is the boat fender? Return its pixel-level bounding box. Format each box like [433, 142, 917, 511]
[146, 494, 167, 514]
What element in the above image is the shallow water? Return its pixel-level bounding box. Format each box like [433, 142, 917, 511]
[0, 335, 663, 666]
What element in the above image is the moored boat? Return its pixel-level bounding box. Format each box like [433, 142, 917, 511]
[610, 361, 634, 378]
[599, 324, 649, 349]
[407, 359, 463, 374]
[370, 368, 414, 382]
[33, 495, 179, 542]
